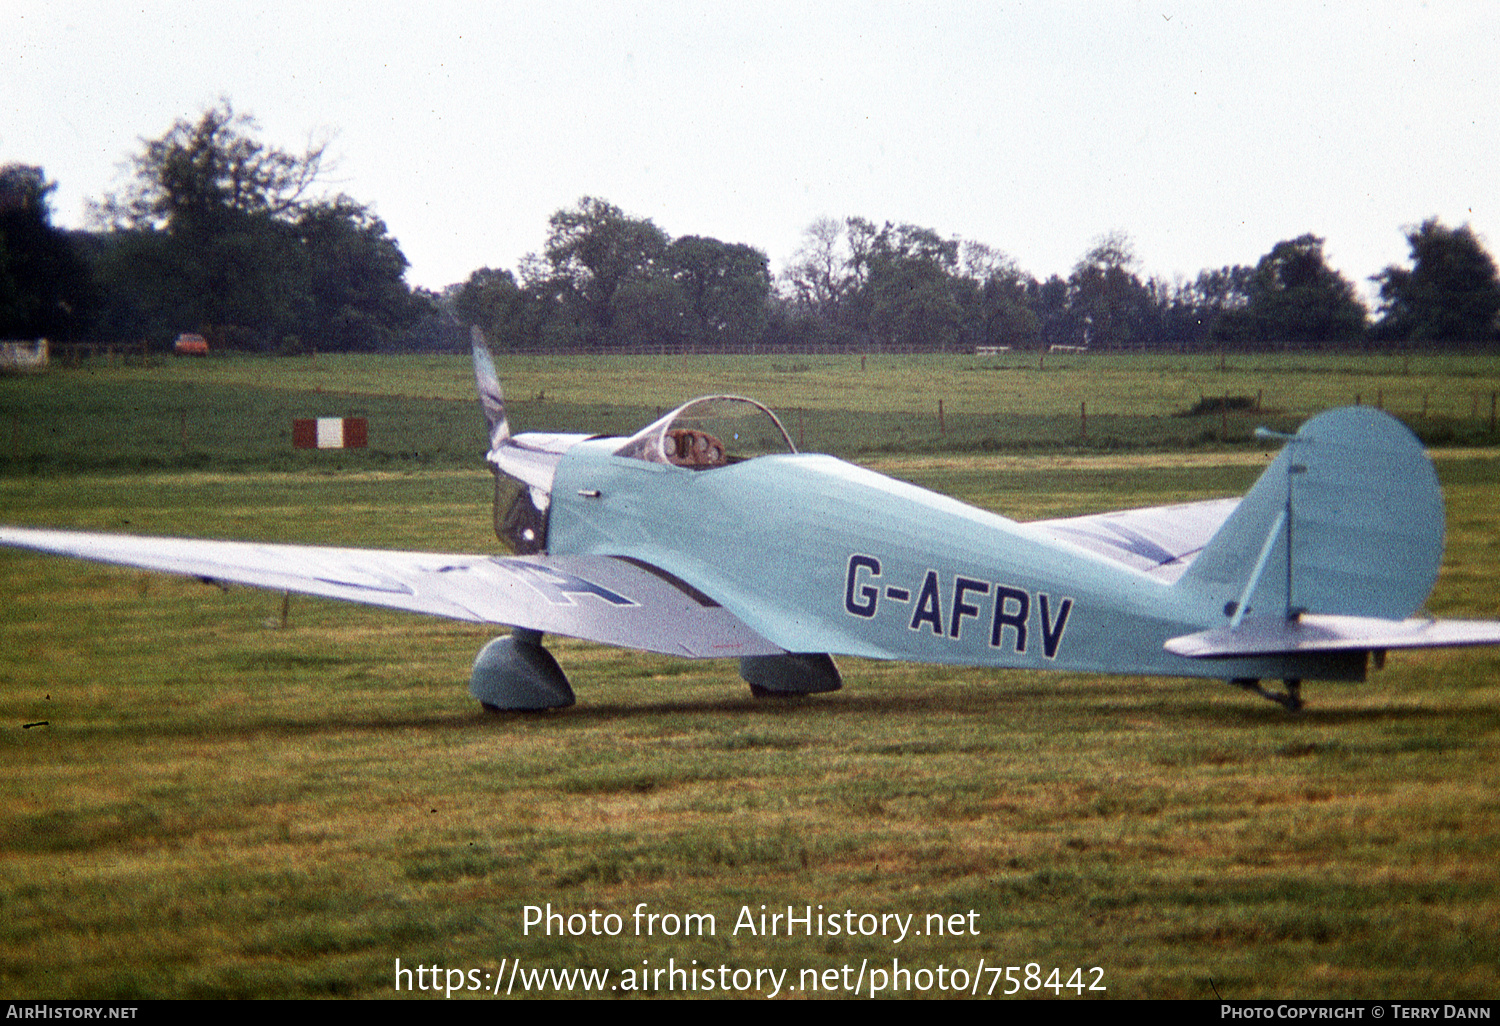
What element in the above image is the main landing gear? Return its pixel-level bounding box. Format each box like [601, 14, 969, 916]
[1231, 677, 1303, 712]
[470, 632, 843, 711]
[739, 653, 843, 698]
[471, 630, 575, 711]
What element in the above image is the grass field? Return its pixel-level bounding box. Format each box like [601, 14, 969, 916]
[5, 350, 1499, 472]
[1, 353, 1498, 999]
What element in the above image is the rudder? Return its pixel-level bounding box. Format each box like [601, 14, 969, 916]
[1177, 407, 1443, 622]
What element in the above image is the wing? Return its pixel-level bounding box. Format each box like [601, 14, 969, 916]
[1165, 614, 1500, 659]
[0, 526, 782, 659]
[1030, 497, 1240, 582]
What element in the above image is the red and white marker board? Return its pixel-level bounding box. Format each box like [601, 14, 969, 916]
[292, 418, 368, 449]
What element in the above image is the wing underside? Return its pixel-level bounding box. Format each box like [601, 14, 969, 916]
[0, 527, 783, 659]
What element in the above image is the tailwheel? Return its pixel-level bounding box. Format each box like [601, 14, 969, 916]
[1230, 677, 1304, 712]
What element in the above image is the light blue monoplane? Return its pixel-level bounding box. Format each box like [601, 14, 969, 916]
[5, 333, 1499, 712]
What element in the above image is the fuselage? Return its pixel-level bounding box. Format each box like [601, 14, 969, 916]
[543, 441, 1363, 682]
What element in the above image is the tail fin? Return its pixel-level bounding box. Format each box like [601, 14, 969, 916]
[471, 326, 510, 450]
[1177, 407, 1444, 623]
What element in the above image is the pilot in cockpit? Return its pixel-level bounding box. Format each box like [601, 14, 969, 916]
[666, 428, 727, 468]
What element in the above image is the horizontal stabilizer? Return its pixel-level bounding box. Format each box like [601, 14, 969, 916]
[1033, 497, 1239, 582]
[1165, 614, 1500, 659]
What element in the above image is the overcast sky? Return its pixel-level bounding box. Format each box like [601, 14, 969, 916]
[4, 2, 1497, 302]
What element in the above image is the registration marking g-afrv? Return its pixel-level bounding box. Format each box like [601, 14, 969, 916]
[843, 554, 1074, 659]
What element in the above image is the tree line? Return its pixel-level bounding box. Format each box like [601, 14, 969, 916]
[2, 103, 434, 354]
[4, 103, 1499, 353]
[459, 208, 1500, 353]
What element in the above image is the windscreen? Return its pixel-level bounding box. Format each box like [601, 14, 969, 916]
[614, 396, 796, 468]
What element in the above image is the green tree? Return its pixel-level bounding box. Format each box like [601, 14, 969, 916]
[781, 216, 878, 347]
[865, 223, 962, 351]
[542, 197, 669, 346]
[955, 241, 1040, 350]
[784, 217, 852, 316]
[1146, 267, 1253, 350]
[455, 267, 524, 347]
[1373, 219, 1500, 345]
[666, 235, 769, 349]
[0, 165, 93, 339]
[95, 101, 325, 232]
[1029, 275, 1074, 350]
[1068, 232, 1153, 349]
[88, 101, 416, 350]
[297, 198, 419, 351]
[1229, 234, 1366, 345]
[610, 274, 693, 349]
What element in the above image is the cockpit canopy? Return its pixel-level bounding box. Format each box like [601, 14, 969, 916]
[614, 396, 797, 469]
